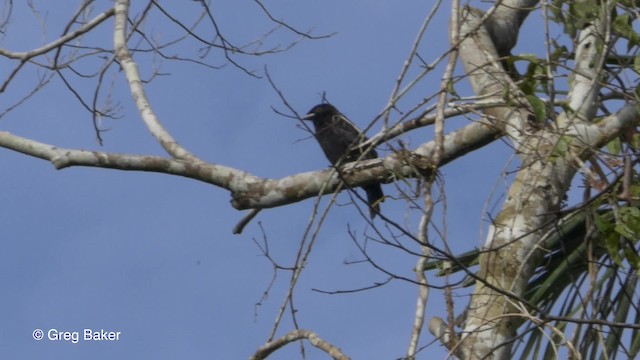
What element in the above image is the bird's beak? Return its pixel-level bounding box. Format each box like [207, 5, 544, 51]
[301, 113, 315, 120]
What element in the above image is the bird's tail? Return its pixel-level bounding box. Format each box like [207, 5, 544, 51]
[363, 184, 384, 219]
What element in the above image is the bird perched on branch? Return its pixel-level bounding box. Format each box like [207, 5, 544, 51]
[302, 103, 384, 218]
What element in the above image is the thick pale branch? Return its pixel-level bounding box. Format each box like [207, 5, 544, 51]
[572, 104, 639, 147]
[0, 131, 253, 190]
[458, 6, 534, 149]
[113, 0, 201, 163]
[562, 12, 608, 126]
[456, 4, 634, 358]
[428, 317, 463, 358]
[0, 113, 500, 212]
[13, 84, 628, 218]
[459, 94, 638, 360]
[250, 329, 349, 360]
[485, 0, 539, 57]
[234, 119, 502, 210]
[230, 151, 431, 210]
[415, 117, 499, 159]
[0, 130, 416, 210]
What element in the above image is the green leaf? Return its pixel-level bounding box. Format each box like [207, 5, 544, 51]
[550, 135, 572, 161]
[568, 0, 600, 32]
[514, 54, 542, 65]
[595, 211, 614, 232]
[604, 232, 624, 266]
[526, 95, 547, 123]
[633, 55, 640, 74]
[632, 133, 640, 150]
[612, 13, 633, 39]
[615, 223, 635, 240]
[549, 45, 569, 64]
[624, 245, 640, 271]
[549, 0, 566, 25]
[607, 137, 622, 155]
[619, 207, 640, 237]
[514, 55, 547, 95]
[612, 13, 640, 51]
[445, 79, 457, 96]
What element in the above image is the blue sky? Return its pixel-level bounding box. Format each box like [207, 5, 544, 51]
[0, 1, 529, 359]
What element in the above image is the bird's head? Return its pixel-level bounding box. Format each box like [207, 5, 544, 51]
[302, 103, 339, 122]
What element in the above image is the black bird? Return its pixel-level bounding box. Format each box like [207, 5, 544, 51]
[302, 103, 384, 218]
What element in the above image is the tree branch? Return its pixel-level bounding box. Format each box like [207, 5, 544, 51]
[0, 7, 115, 61]
[561, 7, 609, 127]
[113, 0, 202, 162]
[0, 108, 502, 212]
[485, 0, 539, 57]
[251, 329, 349, 360]
[458, 6, 534, 149]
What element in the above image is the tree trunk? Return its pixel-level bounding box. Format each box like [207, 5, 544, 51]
[455, 3, 633, 359]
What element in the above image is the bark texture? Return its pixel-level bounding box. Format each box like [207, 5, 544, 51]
[453, 2, 636, 359]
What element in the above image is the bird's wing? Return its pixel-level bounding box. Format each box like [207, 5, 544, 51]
[333, 114, 378, 160]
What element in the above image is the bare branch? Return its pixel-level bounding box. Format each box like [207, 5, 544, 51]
[253, 0, 334, 40]
[382, 0, 443, 126]
[0, 7, 114, 61]
[407, 180, 435, 359]
[561, 8, 610, 127]
[251, 329, 350, 360]
[113, 0, 202, 162]
[484, 0, 539, 57]
[457, 6, 534, 149]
